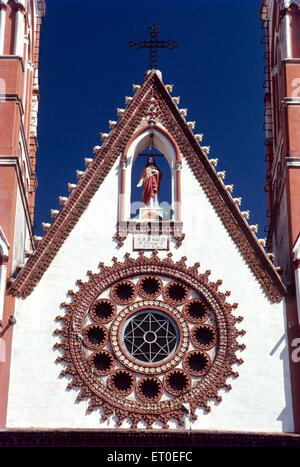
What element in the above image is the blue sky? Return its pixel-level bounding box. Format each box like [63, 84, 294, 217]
[35, 0, 267, 239]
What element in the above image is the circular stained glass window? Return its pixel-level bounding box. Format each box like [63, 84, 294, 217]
[122, 310, 179, 364]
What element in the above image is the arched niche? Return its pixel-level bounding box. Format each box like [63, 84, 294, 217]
[131, 147, 171, 218]
[120, 125, 182, 223]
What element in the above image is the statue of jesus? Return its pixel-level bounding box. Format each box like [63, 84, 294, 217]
[137, 156, 162, 207]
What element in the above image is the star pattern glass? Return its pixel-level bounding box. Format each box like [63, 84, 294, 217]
[123, 310, 179, 364]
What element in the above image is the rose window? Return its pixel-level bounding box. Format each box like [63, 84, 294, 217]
[122, 310, 179, 364]
[55, 253, 245, 429]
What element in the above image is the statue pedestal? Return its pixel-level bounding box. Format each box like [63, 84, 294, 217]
[139, 207, 161, 220]
[139, 207, 174, 220]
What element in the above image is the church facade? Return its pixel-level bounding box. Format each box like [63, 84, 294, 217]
[0, 0, 300, 447]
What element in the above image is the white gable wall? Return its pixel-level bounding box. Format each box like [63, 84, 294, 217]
[6, 155, 294, 432]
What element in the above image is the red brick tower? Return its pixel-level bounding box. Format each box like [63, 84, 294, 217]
[260, 0, 300, 431]
[0, 0, 45, 426]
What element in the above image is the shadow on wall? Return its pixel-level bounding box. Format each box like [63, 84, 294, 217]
[271, 302, 295, 432]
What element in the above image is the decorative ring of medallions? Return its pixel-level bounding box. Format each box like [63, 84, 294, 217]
[55, 252, 245, 429]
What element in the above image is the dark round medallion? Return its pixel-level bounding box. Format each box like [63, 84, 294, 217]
[163, 281, 189, 305]
[137, 275, 163, 299]
[111, 280, 137, 305]
[90, 299, 116, 324]
[82, 324, 108, 350]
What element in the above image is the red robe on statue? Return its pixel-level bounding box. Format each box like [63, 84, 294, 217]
[138, 165, 162, 206]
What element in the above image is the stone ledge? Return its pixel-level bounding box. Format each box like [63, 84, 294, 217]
[0, 428, 300, 448]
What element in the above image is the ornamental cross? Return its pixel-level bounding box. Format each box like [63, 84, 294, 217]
[129, 24, 178, 70]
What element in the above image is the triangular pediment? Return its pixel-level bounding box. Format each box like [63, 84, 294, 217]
[8, 70, 285, 301]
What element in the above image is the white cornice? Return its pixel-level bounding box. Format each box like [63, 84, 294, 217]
[282, 97, 300, 106]
[286, 157, 300, 167]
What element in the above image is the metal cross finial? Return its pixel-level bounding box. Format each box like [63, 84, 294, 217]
[129, 24, 178, 70]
